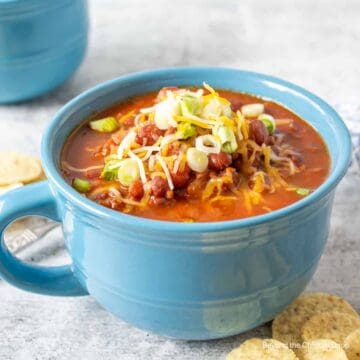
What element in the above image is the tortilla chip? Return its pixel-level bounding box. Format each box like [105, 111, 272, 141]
[301, 311, 360, 345]
[344, 329, 360, 360]
[272, 292, 359, 349]
[226, 338, 299, 360]
[0, 153, 43, 185]
[302, 339, 348, 360]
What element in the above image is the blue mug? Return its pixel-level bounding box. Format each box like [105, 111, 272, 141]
[0, 0, 88, 103]
[0, 68, 352, 339]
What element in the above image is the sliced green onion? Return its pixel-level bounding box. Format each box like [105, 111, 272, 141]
[195, 134, 221, 154]
[201, 98, 222, 119]
[176, 122, 196, 140]
[258, 114, 276, 134]
[180, 95, 201, 116]
[296, 187, 311, 196]
[213, 125, 238, 154]
[222, 142, 234, 153]
[118, 159, 140, 186]
[89, 117, 119, 133]
[241, 103, 264, 118]
[186, 147, 208, 172]
[101, 161, 121, 181]
[72, 178, 91, 193]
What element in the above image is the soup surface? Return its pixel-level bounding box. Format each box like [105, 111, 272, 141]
[61, 85, 330, 222]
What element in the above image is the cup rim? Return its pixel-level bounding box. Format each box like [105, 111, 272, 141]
[42, 67, 352, 234]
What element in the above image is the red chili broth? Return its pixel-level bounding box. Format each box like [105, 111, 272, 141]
[61, 90, 330, 222]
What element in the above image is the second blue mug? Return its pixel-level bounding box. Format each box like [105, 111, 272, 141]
[0, 0, 88, 103]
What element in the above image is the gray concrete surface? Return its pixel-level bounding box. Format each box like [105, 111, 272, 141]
[0, 0, 359, 359]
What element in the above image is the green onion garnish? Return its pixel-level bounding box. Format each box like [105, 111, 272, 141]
[101, 162, 120, 181]
[118, 159, 140, 186]
[213, 125, 238, 154]
[180, 95, 201, 116]
[296, 187, 311, 196]
[72, 178, 91, 193]
[258, 114, 276, 134]
[176, 122, 196, 140]
[186, 147, 209, 173]
[89, 117, 119, 133]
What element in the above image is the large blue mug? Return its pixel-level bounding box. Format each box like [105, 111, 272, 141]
[0, 68, 352, 339]
[0, 0, 88, 103]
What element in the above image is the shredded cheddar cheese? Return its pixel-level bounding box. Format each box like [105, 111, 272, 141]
[91, 83, 303, 212]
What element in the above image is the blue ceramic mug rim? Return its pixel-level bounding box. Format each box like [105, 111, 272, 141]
[41, 67, 352, 234]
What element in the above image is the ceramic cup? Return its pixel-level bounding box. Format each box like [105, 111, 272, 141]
[0, 0, 88, 103]
[0, 68, 352, 339]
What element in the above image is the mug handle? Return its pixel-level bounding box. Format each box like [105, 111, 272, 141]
[0, 181, 88, 296]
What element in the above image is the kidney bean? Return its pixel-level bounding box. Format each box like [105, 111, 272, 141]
[129, 180, 144, 200]
[135, 124, 164, 146]
[208, 152, 232, 171]
[171, 165, 191, 188]
[151, 176, 168, 197]
[249, 119, 270, 146]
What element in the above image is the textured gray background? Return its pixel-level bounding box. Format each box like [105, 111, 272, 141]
[0, 0, 359, 359]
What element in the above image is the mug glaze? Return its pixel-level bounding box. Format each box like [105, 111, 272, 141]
[0, 68, 352, 340]
[0, 0, 88, 103]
